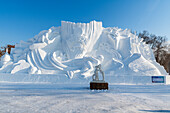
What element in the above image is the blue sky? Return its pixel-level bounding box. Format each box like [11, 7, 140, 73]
[0, 0, 170, 46]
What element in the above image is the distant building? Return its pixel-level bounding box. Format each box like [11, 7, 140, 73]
[7, 45, 15, 54]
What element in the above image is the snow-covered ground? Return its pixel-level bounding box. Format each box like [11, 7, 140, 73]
[0, 82, 170, 113]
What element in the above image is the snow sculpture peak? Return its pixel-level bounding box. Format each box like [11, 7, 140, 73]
[1, 53, 10, 62]
[0, 48, 11, 67]
[1, 48, 10, 62]
[61, 21, 103, 59]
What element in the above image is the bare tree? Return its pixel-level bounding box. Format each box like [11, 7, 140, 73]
[138, 31, 170, 74]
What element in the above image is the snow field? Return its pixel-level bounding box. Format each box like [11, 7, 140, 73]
[0, 83, 170, 113]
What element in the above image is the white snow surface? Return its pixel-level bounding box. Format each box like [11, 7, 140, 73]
[1, 53, 11, 62]
[0, 21, 168, 78]
[0, 82, 170, 113]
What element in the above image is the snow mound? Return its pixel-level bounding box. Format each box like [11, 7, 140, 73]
[0, 21, 167, 78]
[1, 53, 11, 62]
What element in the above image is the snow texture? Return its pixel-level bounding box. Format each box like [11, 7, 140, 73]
[0, 21, 168, 78]
[0, 83, 170, 113]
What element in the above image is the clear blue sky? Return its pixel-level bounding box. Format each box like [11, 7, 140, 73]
[0, 0, 170, 46]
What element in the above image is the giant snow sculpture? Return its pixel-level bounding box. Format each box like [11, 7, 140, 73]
[0, 21, 168, 78]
